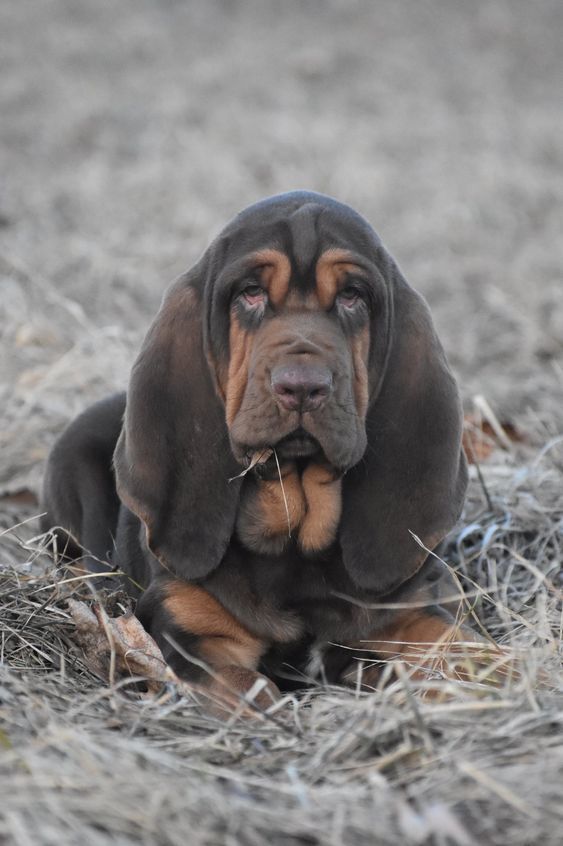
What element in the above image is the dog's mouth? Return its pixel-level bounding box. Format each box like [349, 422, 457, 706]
[273, 428, 322, 460]
[238, 428, 323, 479]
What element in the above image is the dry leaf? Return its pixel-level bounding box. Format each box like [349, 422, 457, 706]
[463, 413, 525, 464]
[67, 598, 282, 719]
[68, 598, 175, 693]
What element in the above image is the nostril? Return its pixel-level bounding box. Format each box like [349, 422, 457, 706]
[308, 388, 324, 402]
[273, 383, 297, 398]
[309, 383, 330, 397]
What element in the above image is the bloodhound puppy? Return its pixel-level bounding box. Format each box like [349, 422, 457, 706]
[42, 191, 472, 709]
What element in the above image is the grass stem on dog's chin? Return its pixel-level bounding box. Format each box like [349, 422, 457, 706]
[228, 448, 273, 482]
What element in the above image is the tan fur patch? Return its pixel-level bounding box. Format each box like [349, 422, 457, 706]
[366, 611, 463, 659]
[211, 354, 229, 405]
[257, 466, 307, 536]
[164, 581, 265, 670]
[224, 251, 291, 424]
[315, 249, 365, 309]
[202, 666, 281, 717]
[339, 608, 520, 694]
[225, 314, 252, 427]
[251, 249, 292, 307]
[351, 325, 370, 419]
[236, 464, 307, 552]
[337, 611, 472, 690]
[238, 462, 342, 554]
[299, 463, 342, 552]
[198, 636, 263, 670]
[356, 611, 490, 688]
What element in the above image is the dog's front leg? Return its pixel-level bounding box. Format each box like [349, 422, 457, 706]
[138, 578, 280, 717]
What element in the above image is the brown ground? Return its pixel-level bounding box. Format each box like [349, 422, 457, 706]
[1, 2, 562, 844]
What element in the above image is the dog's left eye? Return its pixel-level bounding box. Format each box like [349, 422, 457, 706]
[241, 285, 267, 307]
[337, 287, 361, 309]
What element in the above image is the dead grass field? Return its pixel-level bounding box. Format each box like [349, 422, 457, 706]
[1, 1, 562, 844]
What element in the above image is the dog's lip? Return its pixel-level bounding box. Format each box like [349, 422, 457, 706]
[240, 429, 321, 464]
[273, 428, 321, 458]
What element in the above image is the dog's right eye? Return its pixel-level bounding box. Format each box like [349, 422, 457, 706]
[241, 285, 267, 308]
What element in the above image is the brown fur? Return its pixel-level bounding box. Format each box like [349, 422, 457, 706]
[350, 326, 370, 420]
[225, 251, 291, 425]
[43, 192, 469, 715]
[225, 314, 253, 427]
[237, 461, 342, 554]
[298, 463, 342, 552]
[164, 581, 265, 670]
[366, 611, 465, 659]
[255, 467, 306, 534]
[197, 636, 263, 670]
[236, 464, 306, 553]
[252, 249, 291, 307]
[201, 666, 281, 718]
[339, 610, 484, 689]
[315, 248, 366, 309]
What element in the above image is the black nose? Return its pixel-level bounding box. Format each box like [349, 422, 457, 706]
[271, 364, 333, 412]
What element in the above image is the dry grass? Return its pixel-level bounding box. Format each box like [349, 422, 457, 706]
[1, 443, 562, 845]
[1, 0, 563, 843]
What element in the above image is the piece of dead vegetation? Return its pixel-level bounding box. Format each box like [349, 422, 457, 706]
[463, 402, 527, 466]
[66, 595, 173, 693]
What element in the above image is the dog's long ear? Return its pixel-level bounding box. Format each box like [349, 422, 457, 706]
[339, 264, 468, 594]
[114, 268, 242, 581]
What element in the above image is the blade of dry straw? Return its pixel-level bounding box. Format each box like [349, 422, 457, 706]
[228, 448, 273, 482]
[273, 448, 292, 537]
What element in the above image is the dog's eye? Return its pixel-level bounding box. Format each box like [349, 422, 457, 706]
[241, 285, 267, 307]
[337, 287, 360, 309]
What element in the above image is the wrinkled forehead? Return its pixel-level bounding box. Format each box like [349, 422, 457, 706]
[216, 194, 380, 288]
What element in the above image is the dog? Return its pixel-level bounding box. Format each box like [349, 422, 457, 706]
[42, 191, 473, 709]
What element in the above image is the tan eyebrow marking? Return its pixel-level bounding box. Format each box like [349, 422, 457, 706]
[315, 248, 365, 310]
[249, 249, 292, 307]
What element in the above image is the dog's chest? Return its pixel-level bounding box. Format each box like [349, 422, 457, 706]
[235, 462, 342, 556]
[206, 534, 377, 647]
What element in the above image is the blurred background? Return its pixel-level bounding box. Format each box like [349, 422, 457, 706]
[1, 0, 562, 494]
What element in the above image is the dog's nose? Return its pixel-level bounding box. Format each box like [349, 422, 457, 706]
[271, 364, 333, 412]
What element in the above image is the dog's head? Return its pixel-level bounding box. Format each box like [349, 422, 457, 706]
[114, 192, 467, 593]
[210, 194, 389, 474]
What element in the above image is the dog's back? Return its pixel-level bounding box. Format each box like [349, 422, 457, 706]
[41, 392, 126, 575]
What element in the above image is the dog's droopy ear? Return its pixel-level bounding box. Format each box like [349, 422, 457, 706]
[339, 268, 468, 594]
[114, 273, 242, 581]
